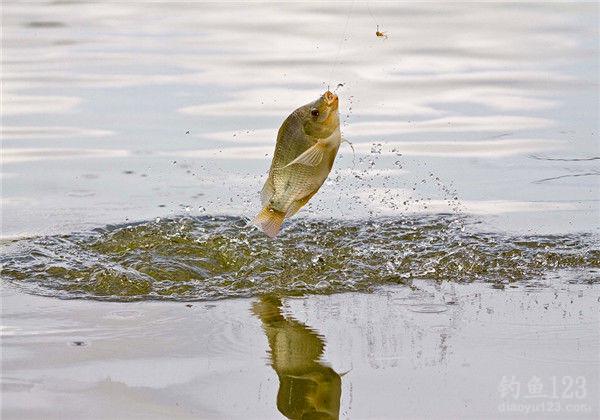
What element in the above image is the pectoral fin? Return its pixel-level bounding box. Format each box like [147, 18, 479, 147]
[284, 143, 326, 168]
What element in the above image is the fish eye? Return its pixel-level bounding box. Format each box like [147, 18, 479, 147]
[310, 108, 319, 117]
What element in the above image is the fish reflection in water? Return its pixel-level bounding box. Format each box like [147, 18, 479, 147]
[253, 296, 342, 420]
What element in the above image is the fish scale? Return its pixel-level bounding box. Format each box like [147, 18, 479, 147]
[255, 91, 341, 237]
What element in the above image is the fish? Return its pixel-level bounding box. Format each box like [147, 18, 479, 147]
[254, 91, 341, 238]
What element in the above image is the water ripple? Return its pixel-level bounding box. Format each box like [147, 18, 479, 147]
[1, 215, 598, 301]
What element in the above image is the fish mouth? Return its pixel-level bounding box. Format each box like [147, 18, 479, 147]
[323, 91, 338, 108]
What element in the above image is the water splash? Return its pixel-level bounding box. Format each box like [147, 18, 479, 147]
[1, 215, 598, 301]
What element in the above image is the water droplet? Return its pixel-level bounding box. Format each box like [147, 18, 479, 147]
[408, 304, 449, 314]
[315, 280, 330, 289]
[311, 255, 323, 264]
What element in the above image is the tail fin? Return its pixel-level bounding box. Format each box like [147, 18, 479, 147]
[253, 206, 285, 238]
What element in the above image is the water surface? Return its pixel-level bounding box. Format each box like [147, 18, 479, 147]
[1, 2, 599, 419]
[2, 215, 598, 301]
[2, 1, 598, 237]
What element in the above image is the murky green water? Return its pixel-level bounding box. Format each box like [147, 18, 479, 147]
[2, 215, 598, 301]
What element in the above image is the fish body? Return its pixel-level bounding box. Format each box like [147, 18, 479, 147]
[255, 91, 341, 237]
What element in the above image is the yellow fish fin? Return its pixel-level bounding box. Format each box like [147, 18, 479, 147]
[254, 206, 285, 238]
[283, 143, 326, 168]
[260, 178, 275, 206]
[285, 192, 316, 218]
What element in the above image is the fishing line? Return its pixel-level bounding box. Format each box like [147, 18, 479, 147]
[328, 0, 355, 86]
[367, 1, 386, 37]
[322, 1, 364, 178]
[366, 1, 378, 26]
[326, 1, 357, 173]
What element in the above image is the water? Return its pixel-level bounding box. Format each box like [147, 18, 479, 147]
[1, 1, 599, 418]
[2, 282, 598, 419]
[2, 215, 599, 301]
[2, 1, 598, 238]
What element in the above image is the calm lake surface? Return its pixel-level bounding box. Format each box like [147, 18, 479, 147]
[1, 1, 599, 419]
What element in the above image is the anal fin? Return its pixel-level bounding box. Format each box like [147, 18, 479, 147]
[285, 192, 316, 218]
[260, 178, 275, 206]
